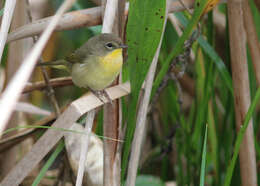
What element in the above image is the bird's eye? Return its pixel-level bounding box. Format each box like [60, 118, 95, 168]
[105, 42, 113, 49]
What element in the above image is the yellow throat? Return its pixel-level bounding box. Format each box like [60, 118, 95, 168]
[100, 48, 123, 73]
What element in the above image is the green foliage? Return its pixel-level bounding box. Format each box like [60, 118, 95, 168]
[152, 0, 209, 97]
[32, 141, 64, 186]
[135, 175, 165, 186]
[200, 125, 208, 186]
[121, 0, 166, 179]
[17, 1, 260, 185]
[224, 87, 260, 186]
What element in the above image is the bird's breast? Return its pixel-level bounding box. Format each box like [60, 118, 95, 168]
[100, 48, 123, 74]
[71, 49, 123, 91]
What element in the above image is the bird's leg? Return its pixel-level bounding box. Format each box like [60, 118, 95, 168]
[102, 90, 113, 104]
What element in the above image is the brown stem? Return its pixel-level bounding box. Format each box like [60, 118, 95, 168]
[227, 1, 257, 185]
[26, 0, 61, 115]
[102, 1, 125, 185]
[242, 0, 260, 86]
[253, 0, 260, 12]
[7, 0, 198, 43]
[23, 77, 73, 93]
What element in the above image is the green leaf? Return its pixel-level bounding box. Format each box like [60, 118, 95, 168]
[0, 8, 3, 17]
[200, 125, 208, 186]
[126, 0, 166, 93]
[32, 141, 64, 186]
[152, 0, 209, 97]
[224, 87, 260, 186]
[135, 175, 165, 186]
[174, 12, 233, 95]
[121, 0, 166, 180]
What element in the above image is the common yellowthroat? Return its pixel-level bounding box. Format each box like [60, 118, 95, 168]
[39, 33, 127, 102]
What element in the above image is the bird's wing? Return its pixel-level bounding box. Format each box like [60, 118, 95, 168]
[66, 43, 92, 64]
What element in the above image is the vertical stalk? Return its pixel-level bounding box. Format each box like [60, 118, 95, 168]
[101, 1, 122, 186]
[227, 1, 257, 185]
[242, 0, 260, 86]
[76, 110, 96, 186]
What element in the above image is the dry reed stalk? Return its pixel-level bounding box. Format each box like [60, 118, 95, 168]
[102, 1, 122, 186]
[227, 1, 257, 185]
[0, 0, 32, 178]
[23, 77, 73, 93]
[76, 110, 96, 186]
[6, 0, 200, 43]
[253, 0, 260, 11]
[26, 0, 61, 115]
[242, 0, 260, 86]
[0, 0, 17, 61]
[0, 0, 76, 138]
[0, 82, 130, 185]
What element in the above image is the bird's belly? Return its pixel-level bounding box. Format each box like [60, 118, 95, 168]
[71, 57, 122, 91]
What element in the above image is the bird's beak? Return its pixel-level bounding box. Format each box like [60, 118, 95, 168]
[120, 44, 128, 49]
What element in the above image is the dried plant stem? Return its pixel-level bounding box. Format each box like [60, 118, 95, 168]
[6, 0, 201, 43]
[0, 0, 17, 62]
[242, 0, 260, 86]
[23, 77, 73, 93]
[76, 110, 96, 186]
[253, 0, 260, 12]
[125, 4, 168, 186]
[38, 69, 61, 115]
[101, 1, 121, 186]
[102, 0, 118, 33]
[0, 0, 75, 137]
[26, 0, 60, 115]
[0, 114, 56, 153]
[227, 1, 257, 186]
[0, 82, 130, 185]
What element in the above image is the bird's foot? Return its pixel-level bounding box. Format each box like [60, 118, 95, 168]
[90, 89, 112, 104]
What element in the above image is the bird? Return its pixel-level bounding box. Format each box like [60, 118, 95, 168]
[38, 33, 127, 102]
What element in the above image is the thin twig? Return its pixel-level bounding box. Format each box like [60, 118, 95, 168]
[125, 3, 168, 185]
[25, 0, 61, 115]
[0, 0, 76, 137]
[76, 110, 96, 186]
[23, 77, 73, 93]
[0, 0, 17, 62]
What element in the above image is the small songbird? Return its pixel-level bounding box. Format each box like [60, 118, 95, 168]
[38, 33, 127, 102]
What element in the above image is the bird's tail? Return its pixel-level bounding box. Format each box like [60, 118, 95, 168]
[37, 59, 71, 71]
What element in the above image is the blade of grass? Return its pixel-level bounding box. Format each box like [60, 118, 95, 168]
[200, 125, 208, 186]
[152, 0, 209, 97]
[32, 141, 65, 186]
[224, 87, 260, 186]
[174, 12, 233, 95]
[2, 125, 123, 142]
